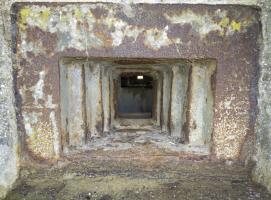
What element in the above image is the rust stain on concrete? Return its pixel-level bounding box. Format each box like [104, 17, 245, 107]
[13, 3, 261, 162]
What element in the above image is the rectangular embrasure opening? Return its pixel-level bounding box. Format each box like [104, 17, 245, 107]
[60, 58, 216, 150]
[117, 73, 154, 119]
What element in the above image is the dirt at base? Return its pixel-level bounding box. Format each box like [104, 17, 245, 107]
[5, 157, 271, 200]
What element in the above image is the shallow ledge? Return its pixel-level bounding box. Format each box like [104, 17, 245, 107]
[64, 132, 210, 157]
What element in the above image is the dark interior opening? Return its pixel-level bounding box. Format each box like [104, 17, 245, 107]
[117, 73, 154, 119]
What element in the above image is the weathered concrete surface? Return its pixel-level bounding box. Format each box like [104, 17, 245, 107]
[0, 1, 19, 198]
[5, 157, 271, 200]
[65, 132, 211, 156]
[64, 62, 86, 147]
[170, 64, 189, 139]
[252, 0, 271, 194]
[14, 3, 260, 161]
[188, 61, 215, 146]
[0, 0, 270, 198]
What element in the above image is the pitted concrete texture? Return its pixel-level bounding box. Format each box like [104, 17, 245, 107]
[5, 158, 271, 200]
[0, 1, 19, 198]
[252, 0, 271, 194]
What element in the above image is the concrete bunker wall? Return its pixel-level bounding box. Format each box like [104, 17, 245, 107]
[14, 2, 260, 160]
[0, 0, 271, 198]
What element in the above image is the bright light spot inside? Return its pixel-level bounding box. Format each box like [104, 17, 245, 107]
[137, 75, 144, 80]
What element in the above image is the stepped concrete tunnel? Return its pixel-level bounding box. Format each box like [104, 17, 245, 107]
[0, 0, 271, 199]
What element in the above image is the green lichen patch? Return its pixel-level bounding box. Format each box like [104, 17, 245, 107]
[17, 4, 258, 53]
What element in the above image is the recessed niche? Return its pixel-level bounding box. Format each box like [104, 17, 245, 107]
[60, 59, 216, 150]
[111, 67, 162, 131]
